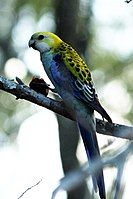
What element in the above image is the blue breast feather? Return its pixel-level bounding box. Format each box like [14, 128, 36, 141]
[50, 60, 66, 84]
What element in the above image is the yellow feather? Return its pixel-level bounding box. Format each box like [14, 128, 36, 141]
[57, 42, 92, 84]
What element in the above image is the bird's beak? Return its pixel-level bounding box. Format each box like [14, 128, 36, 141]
[28, 39, 35, 48]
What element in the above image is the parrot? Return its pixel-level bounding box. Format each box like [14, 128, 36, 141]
[29, 32, 112, 199]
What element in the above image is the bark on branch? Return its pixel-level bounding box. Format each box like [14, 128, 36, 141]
[0, 75, 132, 140]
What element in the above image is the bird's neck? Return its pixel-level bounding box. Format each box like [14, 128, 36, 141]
[41, 51, 54, 68]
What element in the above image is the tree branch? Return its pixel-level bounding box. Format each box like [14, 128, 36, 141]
[0, 75, 132, 140]
[51, 142, 133, 199]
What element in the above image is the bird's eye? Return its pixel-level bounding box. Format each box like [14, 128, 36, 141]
[38, 35, 45, 40]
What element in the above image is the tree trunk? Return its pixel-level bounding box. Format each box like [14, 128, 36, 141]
[54, 0, 93, 198]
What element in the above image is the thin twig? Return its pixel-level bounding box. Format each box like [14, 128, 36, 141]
[125, 0, 132, 3]
[18, 178, 43, 199]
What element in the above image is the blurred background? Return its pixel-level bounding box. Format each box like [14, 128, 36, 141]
[0, 0, 133, 199]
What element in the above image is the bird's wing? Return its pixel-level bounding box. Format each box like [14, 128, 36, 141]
[60, 47, 112, 123]
[59, 43, 96, 101]
[61, 46, 97, 101]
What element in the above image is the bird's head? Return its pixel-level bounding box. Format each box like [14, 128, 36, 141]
[28, 32, 62, 53]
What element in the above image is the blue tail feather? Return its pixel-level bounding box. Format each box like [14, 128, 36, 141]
[78, 123, 106, 199]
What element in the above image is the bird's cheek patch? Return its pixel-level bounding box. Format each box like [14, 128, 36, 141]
[36, 42, 50, 53]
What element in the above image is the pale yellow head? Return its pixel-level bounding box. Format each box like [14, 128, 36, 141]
[29, 32, 62, 53]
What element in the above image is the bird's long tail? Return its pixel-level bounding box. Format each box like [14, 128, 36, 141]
[78, 123, 106, 199]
